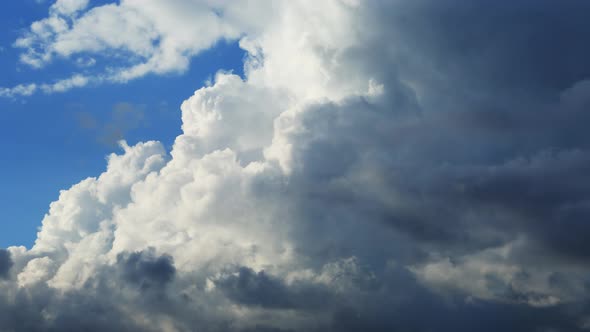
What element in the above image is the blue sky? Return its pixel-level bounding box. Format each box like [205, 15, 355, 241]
[0, 1, 245, 248]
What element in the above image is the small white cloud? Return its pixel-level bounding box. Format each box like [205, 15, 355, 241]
[75, 57, 96, 68]
[0, 83, 37, 98]
[40, 74, 91, 94]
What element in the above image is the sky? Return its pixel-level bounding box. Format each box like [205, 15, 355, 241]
[1, 1, 590, 331]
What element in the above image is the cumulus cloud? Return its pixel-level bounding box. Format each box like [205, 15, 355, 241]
[2, 0, 590, 331]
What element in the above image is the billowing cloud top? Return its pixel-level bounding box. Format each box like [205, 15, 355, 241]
[2, 0, 590, 331]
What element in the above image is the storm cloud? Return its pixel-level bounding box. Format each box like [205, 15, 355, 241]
[0, 249, 13, 279]
[1, 0, 590, 331]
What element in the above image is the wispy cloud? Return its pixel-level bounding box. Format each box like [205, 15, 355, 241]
[3, 0, 276, 98]
[0, 83, 37, 98]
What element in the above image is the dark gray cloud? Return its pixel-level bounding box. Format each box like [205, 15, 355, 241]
[280, 0, 590, 262]
[215, 267, 296, 309]
[0, 249, 12, 279]
[117, 249, 176, 290]
[0, 264, 585, 332]
[221, 265, 589, 332]
[265, 1, 590, 328]
[372, 0, 590, 107]
[215, 267, 333, 310]
[0, 281, 142, 332]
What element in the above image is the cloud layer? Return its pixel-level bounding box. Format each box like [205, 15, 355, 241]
[2, 0, 590, 331]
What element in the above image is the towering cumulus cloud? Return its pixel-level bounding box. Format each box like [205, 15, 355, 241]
[3, 0, 590, 331]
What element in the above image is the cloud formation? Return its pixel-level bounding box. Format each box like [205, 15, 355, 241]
[3, 0, 274, 96]
[0, 250, 13, 279]
[2, 0, 590, 331]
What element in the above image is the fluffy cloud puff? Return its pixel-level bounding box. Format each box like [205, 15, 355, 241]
[2, 0, 590, 331]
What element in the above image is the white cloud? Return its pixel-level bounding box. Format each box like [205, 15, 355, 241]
[0, 83, 37, 98]
[6, 0, 367, 97]
[6, 0, 278, 97]
[51, 0, 89, 15]
[12, 0, 263, 83]
[18, 256, 55, 287]
[74, 56, 96, 68]
[40, 74, 92, 93]
[3, 4, 396, 328]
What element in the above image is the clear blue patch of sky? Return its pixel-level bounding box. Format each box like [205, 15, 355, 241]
[0, 1, 247, 248]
